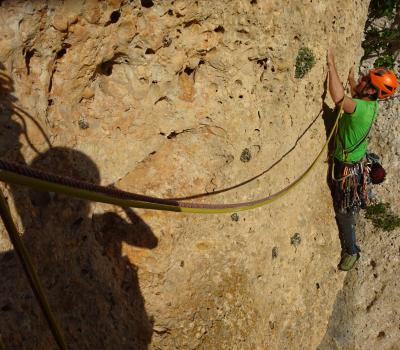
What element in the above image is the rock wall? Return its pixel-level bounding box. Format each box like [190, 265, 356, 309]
[0, 1, 374, 349]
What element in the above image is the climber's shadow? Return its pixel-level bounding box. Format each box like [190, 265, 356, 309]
[321, 75, 338, 150]
[321, 74, 340, 196]
[0, 62, 23, 162]
[0, 147, 157, 349]
[0, 61, 52, 163]
[316, 272, 354, 349]
[321, 76, 349, 256]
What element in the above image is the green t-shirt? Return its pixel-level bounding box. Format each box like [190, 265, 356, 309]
[334, 99, 378, 162]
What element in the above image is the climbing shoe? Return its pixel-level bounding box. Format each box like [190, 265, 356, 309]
[338, 252, 360, 271]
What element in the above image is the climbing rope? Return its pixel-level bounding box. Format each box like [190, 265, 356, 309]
[0, 190, 67, 350]
[0, 96, 345, 349]
[168, 109, 324, 201]
[0, 106, 344, 214]
[0, 336, 6, 350]
[0, 105, 344, 347]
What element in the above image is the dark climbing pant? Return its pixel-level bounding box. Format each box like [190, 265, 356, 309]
[332, 159, 366, 255]
[335, 210, 360, 255]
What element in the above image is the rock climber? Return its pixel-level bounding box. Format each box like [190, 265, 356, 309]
[326, 48, 398, 271]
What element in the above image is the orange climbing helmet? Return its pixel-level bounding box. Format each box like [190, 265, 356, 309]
[369, 68, 398, 99]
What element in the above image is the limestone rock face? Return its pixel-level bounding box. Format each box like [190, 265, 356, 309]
[0, 1, 377, 349]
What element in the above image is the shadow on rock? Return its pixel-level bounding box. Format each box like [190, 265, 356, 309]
[317, 273, 357, 349]
[0, 62, 24, 163]
[318, 79, 357, 349]
[0, 66, 157, 349]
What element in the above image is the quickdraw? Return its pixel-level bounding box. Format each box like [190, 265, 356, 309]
[332, 159, 370, 212]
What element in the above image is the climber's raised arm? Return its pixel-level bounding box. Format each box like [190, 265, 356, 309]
[347, 66, 358, 97]
[327, 48, 356, 113]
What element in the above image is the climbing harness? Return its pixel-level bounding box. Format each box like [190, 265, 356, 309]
[0, 96, 346, 349]
[332, 159, 370, 212]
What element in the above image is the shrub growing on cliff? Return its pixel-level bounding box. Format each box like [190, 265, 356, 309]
[374, 54, 396, 69]
[362, 26, 400, 69]
[78, 115, 89, 129]
[295, 47, 315, 79]
[368, 0, 399, 21]
[362, 0, 400, 69]
[365, 202, 400, 231]
[240, 148, 252, 162]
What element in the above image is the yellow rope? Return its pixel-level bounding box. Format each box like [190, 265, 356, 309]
[0, 72, 346, 350]
[0, 95, 344, 350]
[0, 106, 344, 214]
[0, 190, 67, 350]
[0, 336, 6, 350]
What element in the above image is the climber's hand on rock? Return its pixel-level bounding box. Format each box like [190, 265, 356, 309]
[348, 67, 355, 83]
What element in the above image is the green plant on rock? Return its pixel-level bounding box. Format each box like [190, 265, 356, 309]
[361, 0, 400, 68]
[290, 232, 301, 247]
[368, 0, 399, 22]
[362, 26, 400, 68]
[365, 202, 400, 231]
[295, 47, 316, 79]
[78, 115, 89, 130]
[374, 54, 396, 69]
